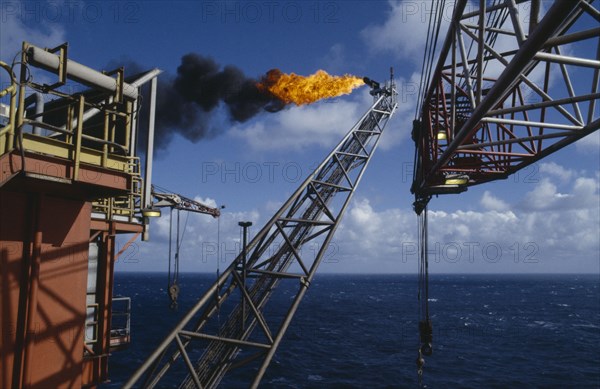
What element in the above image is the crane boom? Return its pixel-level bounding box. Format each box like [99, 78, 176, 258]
[151, 185, 221, 217]
[412, 0, 599, 206]
[410, 0, 599, 382]
[125, 73, 398, 388]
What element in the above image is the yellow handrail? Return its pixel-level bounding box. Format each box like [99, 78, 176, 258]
[0, 61, 17, 154]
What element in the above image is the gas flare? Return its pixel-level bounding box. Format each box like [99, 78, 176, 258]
[258, 69, 365, 106]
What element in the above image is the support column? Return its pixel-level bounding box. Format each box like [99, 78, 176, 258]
[22, 194, 43, 388]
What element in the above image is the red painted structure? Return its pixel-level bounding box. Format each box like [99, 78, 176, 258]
[412, 0, 599, 203]
[0, 42, 154, 388]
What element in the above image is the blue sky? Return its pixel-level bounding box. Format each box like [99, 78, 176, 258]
[2, 0, 598, 274]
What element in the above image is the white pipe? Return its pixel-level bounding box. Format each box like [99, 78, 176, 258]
[33, 92, 43, 135]
[130, 68, 163, 88]
[27, 45, 138, 99]
[130, 98, 138, 157]
[144, 77, 157, 209]
[59, 68, 162, 132]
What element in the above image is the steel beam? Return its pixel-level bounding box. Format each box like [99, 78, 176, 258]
[431, 0, 578, 175]
[125, 79, 398, 388]
[413, 0, 600, 197]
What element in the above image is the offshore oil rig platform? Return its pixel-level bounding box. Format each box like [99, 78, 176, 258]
[0, 42, 162, 387]
[1, 0, 599, 387]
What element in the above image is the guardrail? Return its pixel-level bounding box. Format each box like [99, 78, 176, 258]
[110, 297, 131, 351]
[1, 44, 145, 222]
[85, 297, 131, 354]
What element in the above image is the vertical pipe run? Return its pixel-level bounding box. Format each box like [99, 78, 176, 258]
[73, 95, 85, 181]
[102, 106, 109, 167]
[124, 101, 132, 153]
[32, 93, 44, 136]
[130, 99, 138, 157]
[14, 45, 28, 151]
[144, 77, 157, 210]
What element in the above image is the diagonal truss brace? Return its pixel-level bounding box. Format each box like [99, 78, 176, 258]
[125, 81, 398, 389]
[412, 0, 600, 199]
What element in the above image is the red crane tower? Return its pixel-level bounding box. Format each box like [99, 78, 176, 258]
[412, 0, 599, 206]
[409, 0, 599, 383]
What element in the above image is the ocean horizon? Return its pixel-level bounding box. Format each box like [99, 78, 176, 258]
[103, 272, 599, 388]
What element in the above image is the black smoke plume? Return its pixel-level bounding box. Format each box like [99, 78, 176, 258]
[124, 54, 281, 154]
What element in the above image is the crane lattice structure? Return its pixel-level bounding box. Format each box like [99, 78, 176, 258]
[411, 0, 599, 382]
[150, 186, 221, 306]
[125, 75, 397, 388]
[412, 0, 599, 206]
[151, 186, 221, 218]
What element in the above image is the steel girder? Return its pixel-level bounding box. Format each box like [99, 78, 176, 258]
[412, 0, 600, 199]
[124, 84, 397, 388]
[151, 187, 221, 217]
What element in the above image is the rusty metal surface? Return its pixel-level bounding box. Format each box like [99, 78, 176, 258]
[0, 192, 90, 388]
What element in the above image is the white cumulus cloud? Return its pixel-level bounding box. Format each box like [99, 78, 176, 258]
[480, 190, 510, 212]
[228, 97, 362, 152]
[360, 0, 453, 62]
[119, 164, 598, 275]
[0, 10, 66, 62]
[539, 162, 574, 183]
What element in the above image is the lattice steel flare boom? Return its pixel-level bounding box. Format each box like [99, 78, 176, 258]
[125, 72, 397, 388]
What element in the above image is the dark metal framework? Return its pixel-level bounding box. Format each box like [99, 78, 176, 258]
[412, 0, 600, 201]
[125, 80, 397, 388]
[151, 186, 221, 218]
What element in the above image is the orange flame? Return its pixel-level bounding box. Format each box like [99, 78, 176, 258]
[258, 69, 365, 106]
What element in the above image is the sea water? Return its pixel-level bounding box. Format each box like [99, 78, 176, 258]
[103, 273, 599, 388]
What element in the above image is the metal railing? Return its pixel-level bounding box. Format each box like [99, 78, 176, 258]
[84, 297, 132, 353]
[110, 297, 132, 350]
[1, 43, 147, 222]
[92, 157, 143, 223]
[0, 61, 17, 155]
[85, 303, 99, 347]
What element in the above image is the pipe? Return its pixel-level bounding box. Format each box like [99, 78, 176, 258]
[126, 69, 162, 158]
[26, 45, 138, 100]
[59, 69, 162, 133]
[130, 68, 163, 88]
[33, 92, 44, 135]
[130, 98, 138, 157]
[534, 52, 600, 69]
[479, 117, 582, 130]
[23, 92, 44, 135]
[143, 75, 158, 243]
